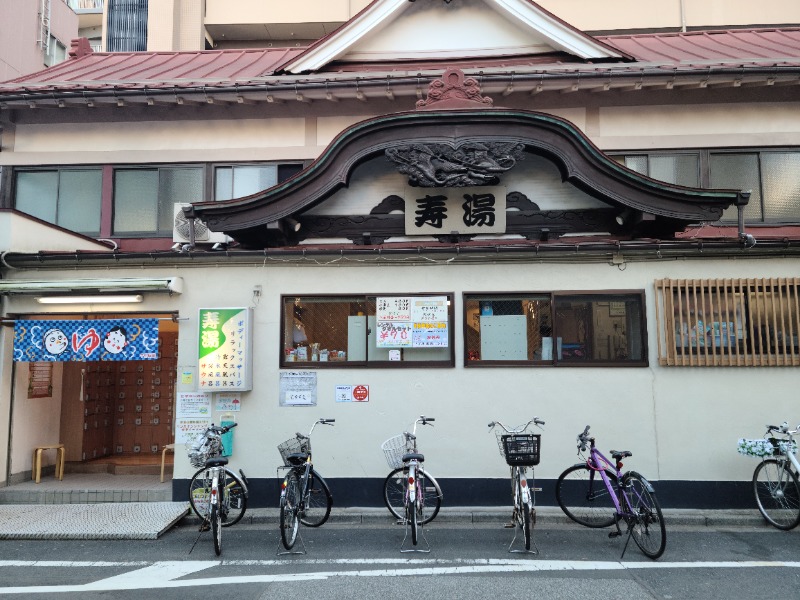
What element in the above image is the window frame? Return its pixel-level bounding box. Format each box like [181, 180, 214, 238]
[279, 293, 456, 369]
[463, 290, 649, 368]
[609, 147, 800, 225]
[12, 166, 103, 235]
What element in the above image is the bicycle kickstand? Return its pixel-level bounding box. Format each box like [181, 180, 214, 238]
[615, 517, 636, 560]
[276, 532, 307, 557]
[188, 517, 210, 555]
[508, 507, 539, 555]
[400, 522, 431, 554]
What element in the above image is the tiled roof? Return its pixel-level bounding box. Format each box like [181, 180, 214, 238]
[1, 47, 305, 92]
[597, 28, 800, 66]
[1, 28, 799, 95]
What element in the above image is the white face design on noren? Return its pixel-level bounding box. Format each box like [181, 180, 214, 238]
[44, 328, 68, 355]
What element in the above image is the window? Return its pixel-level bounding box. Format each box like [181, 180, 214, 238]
[214, 163, 304, 200]
[44, 35, 67, 67]
[28, 362, 53, 398]
[106, 0, 148, 52]
[464, 292, 647, 366]
[615, 153, 700, 187]
[655, 278, 800, 366]
[113, 167, 203, 235]
[611, 149, 800, 224]
[14, 168, 102, 235]
[281, 294, 454, 367]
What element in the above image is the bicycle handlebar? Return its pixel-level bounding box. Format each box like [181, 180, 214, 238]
[577, 425, 593, 451]
[487, 417, 545, 433]
[766, 422, 799, 435]
[206, 422, 238, 436]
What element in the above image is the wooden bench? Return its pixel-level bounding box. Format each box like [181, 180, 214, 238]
[31, 444, 65, 484]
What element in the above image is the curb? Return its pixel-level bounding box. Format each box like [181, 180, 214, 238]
[181, 507, 770, 528]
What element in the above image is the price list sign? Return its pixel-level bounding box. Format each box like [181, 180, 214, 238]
[376, 296, 449, 348]
[198, 307, 253, 391]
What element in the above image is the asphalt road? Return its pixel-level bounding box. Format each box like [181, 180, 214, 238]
[0, 519, 798, 599]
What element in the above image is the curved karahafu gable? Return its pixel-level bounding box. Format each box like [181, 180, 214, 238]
[188, 108, 746, 249]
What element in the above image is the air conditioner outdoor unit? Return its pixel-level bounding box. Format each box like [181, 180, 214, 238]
[173, 203, 231, 244]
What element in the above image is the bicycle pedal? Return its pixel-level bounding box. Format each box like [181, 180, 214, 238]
[503, 521, 515, 528]
[199, 522, 210, 532]
[608, 531, 622, 538]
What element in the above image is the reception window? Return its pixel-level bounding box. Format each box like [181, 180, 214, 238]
[281, 294, 455, 368]
[464, 292, 647, 366]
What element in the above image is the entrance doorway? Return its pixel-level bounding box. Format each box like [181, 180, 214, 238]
[9, 314, 178, 482]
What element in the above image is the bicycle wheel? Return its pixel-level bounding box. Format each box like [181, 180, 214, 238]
[409, 491, 419, 546]
[516, 474, 532, 551]
[299, 469, 332, 527]
[623, 472, 666, 560]
[383, 467, 442, 524]
[752, 459, 800, 530]
[189, 467, 247, 528]
[210, 502, 222, 556]
[280, 472, 300, 550]
[555, 464, 617, 528]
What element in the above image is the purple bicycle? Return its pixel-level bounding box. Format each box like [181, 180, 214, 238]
[555, 425, 666, 559]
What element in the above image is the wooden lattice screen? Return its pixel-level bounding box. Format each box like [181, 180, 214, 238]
[28, 362, 53, 398]
[655, 278, 800, 366]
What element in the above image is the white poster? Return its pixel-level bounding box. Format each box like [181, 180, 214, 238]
[280, 371, 317, 406]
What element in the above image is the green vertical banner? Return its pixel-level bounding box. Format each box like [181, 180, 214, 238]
[198, 307, 253, 391]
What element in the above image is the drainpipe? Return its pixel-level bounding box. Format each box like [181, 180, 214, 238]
[679, 0, 687, 32]
[736, 190, 755, 248]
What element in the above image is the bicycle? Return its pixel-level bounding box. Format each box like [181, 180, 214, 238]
[187, 423, 249, 530]
[555, 425, 666, 560]
[277, 418, 335, 551]
[737, 422, 800, 530]
[488, 417, 544, 553]
[381, 415, 443, 549]
[186, 422, 243, 555]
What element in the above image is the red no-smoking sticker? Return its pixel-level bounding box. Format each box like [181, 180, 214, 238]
[352, 385, 369, 402]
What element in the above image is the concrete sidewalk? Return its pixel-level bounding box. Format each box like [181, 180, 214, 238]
[0, 504, 771, 541]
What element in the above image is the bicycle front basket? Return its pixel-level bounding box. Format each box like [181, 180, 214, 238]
[501, 434, 541, 467]
[381, 434, 409, 470]
[187, 437, 221, 469]
[277, 436, 310, 467]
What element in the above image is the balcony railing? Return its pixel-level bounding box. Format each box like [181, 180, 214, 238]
[67, 0, 103, 11]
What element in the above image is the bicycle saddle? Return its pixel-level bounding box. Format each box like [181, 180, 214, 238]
[402, 452, 425, 463]
[610, 450, 632, 460]
[286, 452, 308, 466]
[206, 457, 229, 467]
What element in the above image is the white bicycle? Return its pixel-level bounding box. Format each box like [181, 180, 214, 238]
[738, 422, 800, 530]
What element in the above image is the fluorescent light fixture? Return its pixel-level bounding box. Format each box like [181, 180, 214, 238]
[0, 277, 183, 295]
[36, 295, 144, 305]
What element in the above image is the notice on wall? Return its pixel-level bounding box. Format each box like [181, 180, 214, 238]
[198, 307, 253, 391]
[336, 384, 370, 403]
[376, 296, 449, 348]
[175, 392, 212, 444]
[280, 371, 317, 406]
[215, 393, 241, 412]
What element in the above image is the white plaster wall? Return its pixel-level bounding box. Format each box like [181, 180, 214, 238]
[8, 102, 798, 168]
[2, 257, 796, 486]
[10, 362, 63, 474]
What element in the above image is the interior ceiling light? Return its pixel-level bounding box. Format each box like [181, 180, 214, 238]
[36, 295, 144, 305]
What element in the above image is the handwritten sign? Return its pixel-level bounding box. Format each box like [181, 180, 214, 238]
[279, 371, 317, 407]
[412, 297, 448, 322]
[376, 297, 411, 322]
[376, 296, 449, 348]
